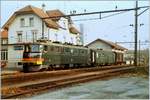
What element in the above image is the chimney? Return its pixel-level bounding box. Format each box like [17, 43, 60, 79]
[42, 3, 46, 12]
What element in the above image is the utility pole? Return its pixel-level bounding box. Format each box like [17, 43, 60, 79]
[134, 1, 138, 66]
[42, 21, 44, 39]
[139, 40, 141, 66]
[80, 24, 84, 45]
[42, 4, 45, 39]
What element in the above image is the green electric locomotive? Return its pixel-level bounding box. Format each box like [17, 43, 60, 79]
[17, 41, 117, 72]
[22, 42, 91, 72]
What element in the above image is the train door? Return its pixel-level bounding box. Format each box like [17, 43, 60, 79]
[91, 50, 96, 66]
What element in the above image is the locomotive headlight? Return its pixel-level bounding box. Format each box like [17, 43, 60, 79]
[37, 61, 42, 65]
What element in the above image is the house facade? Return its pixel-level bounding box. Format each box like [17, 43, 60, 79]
[1, 5, 81, 68]
[3, 5, 80, 44]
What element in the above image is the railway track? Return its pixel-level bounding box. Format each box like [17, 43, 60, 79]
[2, 65, 129, 87]
[2, 64, 129, 78]
[2, 65, 135, 99]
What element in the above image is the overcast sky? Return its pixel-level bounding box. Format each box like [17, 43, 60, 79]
[1, 0, 149, 50]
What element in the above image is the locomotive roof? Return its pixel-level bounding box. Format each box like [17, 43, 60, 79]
[5, 42, 88, 49]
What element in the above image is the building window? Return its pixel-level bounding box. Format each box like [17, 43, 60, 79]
[17, 32, 22, 42]
[14, 45, 23, 50]
[1, 50, 8, 60]
[29, 17, 34, 27]
[1, 39, 8, 44]
[32, 30, 37, 42]
[20, 18, 25, 27]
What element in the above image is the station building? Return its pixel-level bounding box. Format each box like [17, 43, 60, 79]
[86, 38, 128, 64]
[1, 29, 8, 67]
[1, 5, 81, 68]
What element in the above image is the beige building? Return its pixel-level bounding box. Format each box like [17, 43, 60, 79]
[86, 38, 127, 51]
[86, 38, 127, 64]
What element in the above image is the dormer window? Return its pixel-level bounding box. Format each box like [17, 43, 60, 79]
[29, 17, 34, 27]
[20, 18, 25, 27]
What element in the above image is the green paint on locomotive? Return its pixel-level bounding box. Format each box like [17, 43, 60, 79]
[41, 43, 90, 66]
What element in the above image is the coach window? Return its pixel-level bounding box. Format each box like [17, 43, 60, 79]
[81, 50, 84, 54]
[65, 48, 70, 52]
[102, 53, 105, 57]
[74, 49, 77, 55]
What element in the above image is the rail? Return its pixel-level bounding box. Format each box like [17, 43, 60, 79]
[2, 65, 135, 99]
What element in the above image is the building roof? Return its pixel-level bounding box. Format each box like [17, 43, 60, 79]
[46, 9, 66, 21]
[69, 26, 80, 34]
[1, 30, 8, 38]
[2, 5, 60, 29]
[2, 5, 81, 35]
[86, 38, 127, 50]
[46, 9, 81, 34]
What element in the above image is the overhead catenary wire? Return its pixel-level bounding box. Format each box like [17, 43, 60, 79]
[137, 8, 149, 16]
[73, 10, 129, 22]
[116, 41, 150, 44]
[42, 6, 149, 19]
